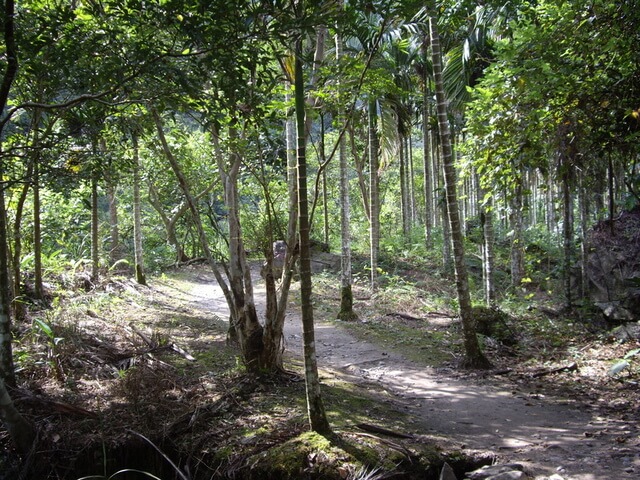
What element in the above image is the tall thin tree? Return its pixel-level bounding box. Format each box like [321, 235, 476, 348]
[295, 34, 330, 434]
[429, 14, 490, 368]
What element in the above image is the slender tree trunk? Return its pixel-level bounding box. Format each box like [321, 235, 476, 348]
[429, 15, 489, 369]
[221, 125, 264, 372]
[336, 32, 357, 322]
[509, 181, 525, 287]
[578, 171, 589, 300]
[106, 178, 121, 267]
[350, 126, 370, 221]
[368, 97, 380, 292]
[408, 137, 416, 225]
[132, 133, 146, 285]
[295, 37, 330, 434]
[0, 185, 14, 386]
[151, 108, 244, 362]
[33, 156, 44, 299]
[12, 161, 32, 320]
[90, 168, 100, 283]
[0, 377, 35, 454]
[479, 182, 496, 306]
[262, 82, 300, 368]
[399, 131, 409, 239]
[0, 0, 18, 387]
[422, 80, 433, 249]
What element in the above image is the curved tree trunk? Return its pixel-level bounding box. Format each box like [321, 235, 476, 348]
[0, 377, 35, 454]
[151, 108, 245, 363]
[429, 14, 490, 369]
[295, 37, 330, 434]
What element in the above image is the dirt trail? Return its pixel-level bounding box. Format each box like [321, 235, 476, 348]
[189, 271, 639, 480]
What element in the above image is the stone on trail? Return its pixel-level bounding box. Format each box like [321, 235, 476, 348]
[466, 463, 525, 479]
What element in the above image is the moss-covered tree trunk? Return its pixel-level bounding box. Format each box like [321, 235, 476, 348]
[429, 14, 490, 369]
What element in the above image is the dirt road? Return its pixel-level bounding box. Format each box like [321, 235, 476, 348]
[190, 271, 639, 480]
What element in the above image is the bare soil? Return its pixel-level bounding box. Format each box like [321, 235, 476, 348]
[188, 266, 640, 480]
[3, 263, 639, 479]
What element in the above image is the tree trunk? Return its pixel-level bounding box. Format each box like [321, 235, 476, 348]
[263, 82, 300, 369]
[368, 97, 380, 292]
[295, 37, 330, 434]
[33, 155, 45, 300]
[399, 131, 410, 239]
[0, 377, 35, 454]
[509, 181, 525, 287]
[90, 168, 100, 283]
[578, 171, 589, 300]
[350, 125, 370, 221]
[0, 0, 18, 387]
[479, 182, 496, 306]
[335, 32, 357, 322]
[132, 133, 147, 285]
[106, 178, 122, 267]
[429, 15, 490, 369]
[151, 108, 243, 361]
[12, 159, 33, 320]
[0, 184, 14, 386]
[422, 77, 434, 249]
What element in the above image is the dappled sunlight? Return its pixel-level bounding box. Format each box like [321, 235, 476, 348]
[301, 319, 639, 479]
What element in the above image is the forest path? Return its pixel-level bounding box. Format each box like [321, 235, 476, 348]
[186, 268, 638, 480]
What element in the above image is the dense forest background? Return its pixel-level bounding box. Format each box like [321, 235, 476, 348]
[1, 0, 639, 477]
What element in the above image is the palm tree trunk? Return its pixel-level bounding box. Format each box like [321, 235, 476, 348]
[429, 14, 490, 369]
[422, 79, 434, 249]
[295, 37, 330, 434]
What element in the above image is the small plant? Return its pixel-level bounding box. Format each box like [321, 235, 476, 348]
[33, 316, 65, 380]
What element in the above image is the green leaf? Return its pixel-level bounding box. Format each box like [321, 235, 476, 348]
[623, 348, 640, 360]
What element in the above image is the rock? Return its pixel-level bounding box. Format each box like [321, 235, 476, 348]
[586, 209, 640, 323]
[610, 321, 640, 341]
[484, 473, 526, 480]
[466, 463, 524, 479]
[440, 461, 458, 480]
